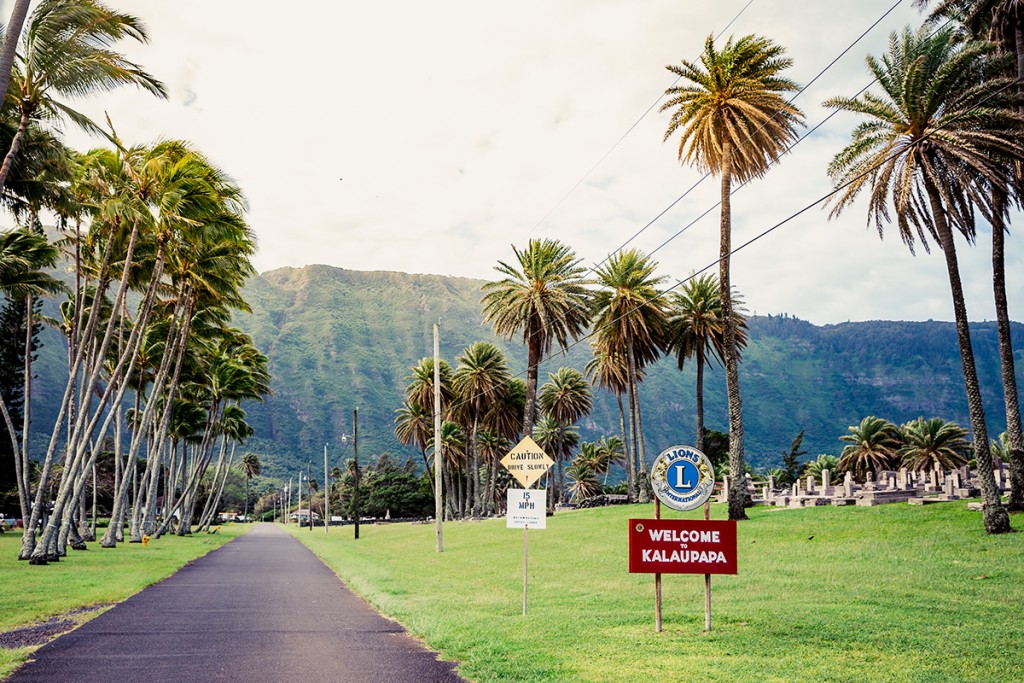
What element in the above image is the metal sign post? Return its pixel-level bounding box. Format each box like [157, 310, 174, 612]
[503, 437, 553, 617]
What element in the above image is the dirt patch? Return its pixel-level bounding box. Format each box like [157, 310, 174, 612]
[0, 603, 113, 649]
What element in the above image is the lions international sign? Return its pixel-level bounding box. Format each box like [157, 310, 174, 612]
[650, 445, 715, 511]
[628, 519, 737, 574]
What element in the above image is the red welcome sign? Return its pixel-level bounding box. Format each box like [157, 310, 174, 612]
[629, 519, 737, 574]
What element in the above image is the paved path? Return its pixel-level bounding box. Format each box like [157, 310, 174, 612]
[10, 524, 465, 683]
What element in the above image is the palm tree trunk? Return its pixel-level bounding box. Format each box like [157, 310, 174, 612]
[695, 348, 705, 452]
[523, 323, 541, 437]
[990, 199, 1024, 511]
[0, 108, 31, 191]
[616, 392, 627, 487]
[0, 3, 32, 166]
[719, 145, 748, 522]
[927, 183, 1010, 534]
[471, 413, 481, 517]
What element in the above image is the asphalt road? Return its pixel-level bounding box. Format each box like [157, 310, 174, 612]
[9, 524, 466, 683]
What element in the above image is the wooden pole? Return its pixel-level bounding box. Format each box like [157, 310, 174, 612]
[655, 498, 662, 632]
[353, 407, 360, 540]
[434, 322, 443, 553]
[704, 499, 712, 632]
[324, 443, 329, 534]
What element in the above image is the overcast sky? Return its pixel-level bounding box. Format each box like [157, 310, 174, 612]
[5, 0, 1023, 325]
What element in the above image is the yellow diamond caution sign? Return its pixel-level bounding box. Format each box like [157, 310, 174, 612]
[500, 436, 554, 488]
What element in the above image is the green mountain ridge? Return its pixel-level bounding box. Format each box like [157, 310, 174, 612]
[25, 264, 1022, 479]
[231, 265, 1022, 477]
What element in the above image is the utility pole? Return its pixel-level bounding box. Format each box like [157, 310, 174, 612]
[434, 321, 443, 553]
[297, 473, 302, 528]
[353, 407, 360, 540]
[324, 443, 329, 534]
[307, 460, 313, 531]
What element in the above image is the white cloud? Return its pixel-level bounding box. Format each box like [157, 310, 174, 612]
[7, 0, 1021, 325]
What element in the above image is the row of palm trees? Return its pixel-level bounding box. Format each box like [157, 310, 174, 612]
[471, 3, 1023, 534]
[0, 1, 270, 562]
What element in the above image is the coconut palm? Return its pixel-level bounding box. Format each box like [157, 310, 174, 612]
[0, 1, 32, 111]
[451, 341, 511, 516]
[481, 238, 592, 437]
[919, 0, 1024, 511]
[0, 227, 62, 523]
[539, 367, 593, 504]
[666, 274, 749, 452]
[0, 0, 167, 191]
[241, 452, 261, 521]
[825, 26, 1021, 533]
[838, 416, 902, 480]
[899, 417, 971, 473]
[394, 399, 434, 482]
[585, 346, 637, 497]
[592, 249, 668, 503]
[661, 34, 804, 521]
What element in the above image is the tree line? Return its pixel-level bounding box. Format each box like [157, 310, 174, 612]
[0, 1, 269, 563]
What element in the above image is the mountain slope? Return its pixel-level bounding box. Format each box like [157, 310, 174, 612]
[231, 265, 1022, 477]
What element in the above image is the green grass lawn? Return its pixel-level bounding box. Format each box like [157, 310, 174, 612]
[0, 524, 245, 679]
[288, 503, 1024, 683]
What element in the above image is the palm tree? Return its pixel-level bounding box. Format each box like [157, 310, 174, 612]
[825, 26, 1020, 533]
[585, 346, 636, 497]
[592, 249, 668, 503]
[0, 228, 62, 523]
[900, 417, 971, 474]
[666, 273, 748, 452]
[0, 1, 33, 112]
[394, 399, 434, 484]
[566, 461, 601, 503]
[802, 454, 841, 485]
[539, 367, 593, 505]
[661, 34, 804, 521]
[481, 238, 592, 437]
[451, 341, 511, 517]
[241, 452, 261, 521]
[0, 0, 167, 191]
[838, 416, 902, 480]
[919, 0, 1024, 512]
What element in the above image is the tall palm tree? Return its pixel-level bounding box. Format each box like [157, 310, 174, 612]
[666, 273, 748, 452]
[0, 0, 167, 191]
[241, 452, 261, 521]
[394, 399, 434, 484]
[481, 238, 592, 437]
[838, 416, 903, 480]
[592, 249, 667, 503]
[899, 417, 971, 473]
[919, 0, 1024, 511]
[0, 1, 33, 110]
[661, 34, 804, 521]
[539, 367, 593, 505]
[0, 228, 62, 523]
[585, 346, 638, 496]
[451, 341, 510, 516]
[825, 26, 1020, 534]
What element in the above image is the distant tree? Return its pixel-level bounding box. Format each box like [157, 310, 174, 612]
[666, 273, 748, 452]
[780, 430, 807, 485]
[240, 452, 261, 521]
[566, 461, 601, 503]
[481, 238, 592, 437]
[539, 367, 593, 505]
[838, 417, 901, 480]
[592, 249, 668, 504]
[899, 417, 971, 473]
[702, 428, 731, 474]
[802, 454, 840, 484]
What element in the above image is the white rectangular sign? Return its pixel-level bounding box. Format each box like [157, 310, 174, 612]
[506, 488, 546, 529]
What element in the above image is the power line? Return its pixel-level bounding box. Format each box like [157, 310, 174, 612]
[527, 0, 757, 236]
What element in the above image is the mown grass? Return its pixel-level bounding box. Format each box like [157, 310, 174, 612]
[288, 503, 1024, 683]
[0, 524, 245, 679]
